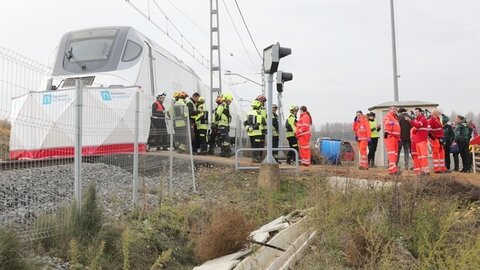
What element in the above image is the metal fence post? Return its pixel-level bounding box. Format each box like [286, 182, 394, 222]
[265, 73, 276, 163]
[133, 91, 139, 208]
[186, 112, 197, 192]
[74, 79, 83, 210]
[169, 101, 174, 194]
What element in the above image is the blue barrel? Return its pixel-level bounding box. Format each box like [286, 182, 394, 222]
[320, 139, 342, 164]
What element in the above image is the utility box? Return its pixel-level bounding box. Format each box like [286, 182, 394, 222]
[368, 101, 439, 167]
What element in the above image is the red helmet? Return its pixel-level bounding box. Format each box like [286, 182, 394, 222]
[256, 95, 266, 103]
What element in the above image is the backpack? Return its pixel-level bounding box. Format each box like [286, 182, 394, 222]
[450, 143, 459, 154]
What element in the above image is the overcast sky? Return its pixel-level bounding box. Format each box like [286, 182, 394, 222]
[0, 0, 478, 123]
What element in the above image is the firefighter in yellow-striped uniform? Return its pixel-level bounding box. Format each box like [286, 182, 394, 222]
[272, 104, 280, 162]
[285, 105, 299, 164]
[256, 95, 268, 142]
[195, 96, 209, 155]
[215, 93, 234, 157]
[245, 100, 266, 163]
[170, 91, 189, 153]
[208, 95, 223, 155]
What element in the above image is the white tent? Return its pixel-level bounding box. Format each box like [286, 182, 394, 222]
[9, 87, 151, 159]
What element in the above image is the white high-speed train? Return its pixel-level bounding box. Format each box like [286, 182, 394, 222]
[53, 26, 243, 133]
[9, 26, 245, 159]
[50, 26, 242, 129]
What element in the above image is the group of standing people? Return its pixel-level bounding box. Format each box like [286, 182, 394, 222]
[148, 91, 235, 157]
[353, 106, 477, 176]
[244, 95, 313, 166]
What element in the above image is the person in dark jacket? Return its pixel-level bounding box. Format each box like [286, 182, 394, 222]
[148, 92, 168, 150]
[454, 115, 472, 172]
[186, 92, 201, 154]
[442, 114, 455, 171]
[367, 112, 381, 168]
[397, 108, 412, 169]
[272, 104, 280, 162]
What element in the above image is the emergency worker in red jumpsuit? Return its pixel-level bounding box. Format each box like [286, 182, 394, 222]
[353, 111, 371, 170]
[428, 109, 448, 173]
[383, 107, 401, 175]
[408, 108, 430, 176]
[296, 106, 312, 166]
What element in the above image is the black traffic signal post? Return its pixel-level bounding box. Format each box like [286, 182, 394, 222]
[262, 42, 292, 164]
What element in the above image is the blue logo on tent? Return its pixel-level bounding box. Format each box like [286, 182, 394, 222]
[101, 91, 112, 101]
[42, 94, 52, 105]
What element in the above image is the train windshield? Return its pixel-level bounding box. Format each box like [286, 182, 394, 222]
[63, 29, 118, 72]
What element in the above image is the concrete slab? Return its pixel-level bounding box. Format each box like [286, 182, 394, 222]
[193, 249, 251, 270]
[234, 219, 307, 270]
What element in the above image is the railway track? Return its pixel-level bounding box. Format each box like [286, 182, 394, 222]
[0, 157, 76, 171]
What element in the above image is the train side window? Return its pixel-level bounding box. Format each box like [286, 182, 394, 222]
[122, 40, 143, 62]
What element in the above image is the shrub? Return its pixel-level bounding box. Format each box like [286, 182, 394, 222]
[70, 183, 103, 244]
[195, 207, 254, 262]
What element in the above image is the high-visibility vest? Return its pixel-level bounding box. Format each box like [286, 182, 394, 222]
[296, 113, 312, 138]
[273, 113, 280, 137]
[369, 120, 380, 138]
[285, 113, 297, 138]
[428, 115, 444, 139]
[153, 101, 165, 112]
[261, 108, 267, 132]
[215, 103, 231, 127]
[172, 98, 187, 128]
[195, 104, 209, 130]
[383, 111, 401, 138]
[245, 109, 264, 137]
[353, 116, 371, 141]
[186, 98, 198, 121]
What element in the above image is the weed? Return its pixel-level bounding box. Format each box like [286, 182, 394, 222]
[88, 240, 105, 270]
[69, 239, 81, 270]
[150, 249, 173, 270]
[0, 227, 29, 270]
[122, 229, 134, 270]
[71, 183, 103, 245]
[298, 175, 480, 269]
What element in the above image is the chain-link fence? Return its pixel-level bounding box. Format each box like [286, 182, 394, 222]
[0, 47, 199, 241]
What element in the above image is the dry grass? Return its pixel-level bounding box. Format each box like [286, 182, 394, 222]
[194, 207, 255, 262]
[297, 175, 480, 270]
[0, 119, 10, 160]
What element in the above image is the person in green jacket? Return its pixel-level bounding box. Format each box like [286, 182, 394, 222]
[215, 93, 234, 157]
[195, 96, 209, 155]
[367, 112, 381, 168]
[454, 115, 472, 172]
[245, 100, 266, 163]
[285, 105, 299, 165]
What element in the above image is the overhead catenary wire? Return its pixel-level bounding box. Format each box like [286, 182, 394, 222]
[234, 0, 262, 60]
[163, 0, 258, 73]
[125, 0, 210, 70]
[221, 0, 260, 72]
[126, 0, 261, 95]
